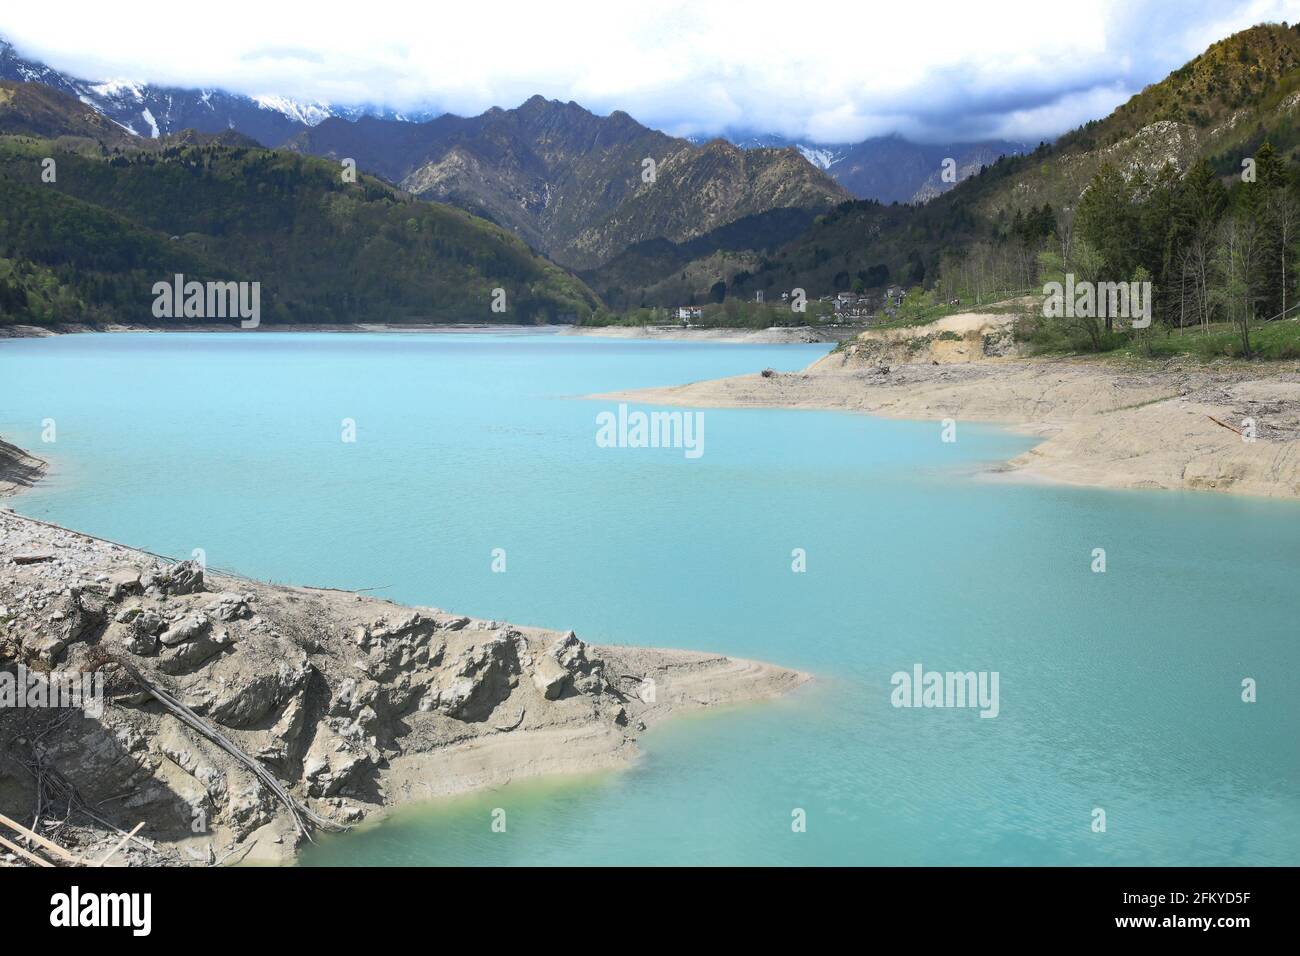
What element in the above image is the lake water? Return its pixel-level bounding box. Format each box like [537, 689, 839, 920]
[2, 331, 1297, 866]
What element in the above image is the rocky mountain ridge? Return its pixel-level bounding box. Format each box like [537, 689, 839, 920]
[0, 35, 437, 146]
[287, 96, 852, 269]
[710, 132, 1032, 202]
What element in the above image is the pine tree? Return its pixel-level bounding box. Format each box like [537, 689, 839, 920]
[1076, 164, 1137, 330]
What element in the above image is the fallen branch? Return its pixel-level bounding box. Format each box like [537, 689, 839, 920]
[108, 657, 347, 840]
[5, 714, 170, 864]
[13, 740, 156, 853]
[0, 812, 79, 864]
[1207, 414, 1245, 436]
[214, 839, 257, 867]
[493, 708, 526, 732]
[303, 584, 391, 593]
[89, 822, 144, 867]
[0, 832, 53, 867]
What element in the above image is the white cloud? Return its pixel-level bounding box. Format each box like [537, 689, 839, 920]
[985, 84, 1137, 143]
[4, 0, 1300, 141]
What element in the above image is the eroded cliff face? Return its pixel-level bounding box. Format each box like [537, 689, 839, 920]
[811, 311, 1026, 373]
[0, 510, 805, 865]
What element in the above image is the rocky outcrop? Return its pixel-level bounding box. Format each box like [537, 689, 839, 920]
[812, 310, 1027, 372]
[0, 509, 807, 866]
[0, 438, 45, 497]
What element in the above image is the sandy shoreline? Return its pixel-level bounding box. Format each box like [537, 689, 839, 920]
[0, 499, 807, 867]
[590, 319, 1300, 499]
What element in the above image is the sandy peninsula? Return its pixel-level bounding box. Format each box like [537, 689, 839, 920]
[0, 491, 807, 867]
[592, 310, 1300, 499]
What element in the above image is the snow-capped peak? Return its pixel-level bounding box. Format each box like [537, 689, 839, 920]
[252, 94, 334, 126]
[0, 32, 437, 144]
[796, 145, 841, 170]
[88, 79, 147, 102]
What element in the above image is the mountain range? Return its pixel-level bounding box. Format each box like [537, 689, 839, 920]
[0, 80, 598, 325]
[5, 22, 1300, 324]
[698, 132, 1032, 203]
[0, 34, 851, 271]
[283, 99, 850, 268]
[0, 31, 1027, 286]
[0, 34, 1017, 207]
[579, 22, 1300, 311]
[0, 36, 439, 146]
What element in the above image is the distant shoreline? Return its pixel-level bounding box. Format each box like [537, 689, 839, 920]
[558, 324, 857, 344]
[0, 322, 566, 339]
[590, 311, 1300, 500]
[0, 321, 857, 344]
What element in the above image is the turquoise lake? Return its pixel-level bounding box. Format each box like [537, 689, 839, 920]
[2, 331, 1297, 866]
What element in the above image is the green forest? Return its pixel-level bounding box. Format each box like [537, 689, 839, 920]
[0, 137, 599, 326]
[936, 145, 1300, 358]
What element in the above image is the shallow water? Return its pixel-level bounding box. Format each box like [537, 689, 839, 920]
[2, 331, 1296, 865]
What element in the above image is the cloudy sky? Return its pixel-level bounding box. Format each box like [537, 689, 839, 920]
[4, 0, 1300, 143]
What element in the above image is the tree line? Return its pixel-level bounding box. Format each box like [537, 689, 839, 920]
[934, 144, 1299, 356]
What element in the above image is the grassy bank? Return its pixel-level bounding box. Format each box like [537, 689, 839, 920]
[1018, 308, 1300, 361]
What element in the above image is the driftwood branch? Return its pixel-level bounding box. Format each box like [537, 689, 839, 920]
[89, 821, 145, 867]
[0, 832, 53, 867]
[10, 729, 160, 857]
[0, 812, 79, 864]
[109, 656, 347, 840]
[1207, 414, 1245, 436]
